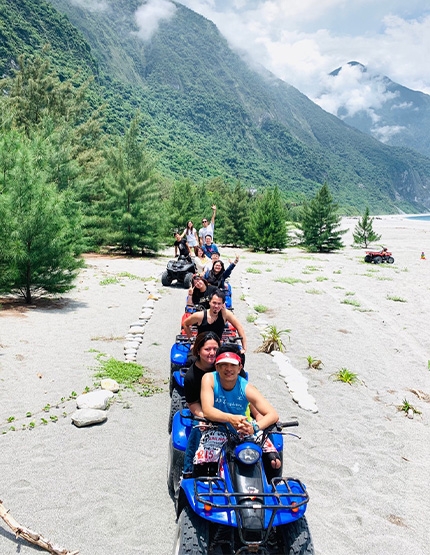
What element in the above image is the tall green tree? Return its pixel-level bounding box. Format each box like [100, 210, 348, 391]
[0, 133, 83, 303]
[298, 183, 347, 252]
[352, 206, 381, 247]
[247, 187, 288, 252]
[103, 117, 163, 254]
[219, 181, 252, 246]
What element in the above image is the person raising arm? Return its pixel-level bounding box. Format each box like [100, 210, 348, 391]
[182, 289, 247, 352]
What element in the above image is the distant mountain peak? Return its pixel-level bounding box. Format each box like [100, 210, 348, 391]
[329, 61, 366, 77]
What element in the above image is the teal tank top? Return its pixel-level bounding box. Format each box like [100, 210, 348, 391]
[213, 372, 248, 417]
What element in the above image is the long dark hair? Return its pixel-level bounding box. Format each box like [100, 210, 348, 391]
[192, 331, 221, 358]
[186, 220, 194, 231]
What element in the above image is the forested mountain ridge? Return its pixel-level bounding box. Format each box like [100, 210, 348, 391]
[326, 62, 430, 159]
[2, 0, 430, 213]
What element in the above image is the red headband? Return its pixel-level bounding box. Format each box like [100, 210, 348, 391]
[215, 352, 241, 365]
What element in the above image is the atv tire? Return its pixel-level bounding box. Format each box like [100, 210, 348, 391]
[162, 271, 173, 286]
[183, 272, 193, 289]
[364, 255, 372, 263]
[167, 442, 185, 501]
[387, 256, 394, 264]
[168, 388, 185, 434]
[277, 516, 314, 555]
[373, 255, 382, 264]
[172, 505, 209, 554]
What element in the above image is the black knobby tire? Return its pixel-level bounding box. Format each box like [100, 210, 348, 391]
[373, 255, 382, 264]
[172, 505, 209, 554]
[167, 441, 184, 500]
[183, 272, 193, 289]
[364, 255, 372, 263]
[277, 516, 314, 555]
[168, 388, 185, 434]
[387, 256, 394, 264]
[162, 270, 173, 286]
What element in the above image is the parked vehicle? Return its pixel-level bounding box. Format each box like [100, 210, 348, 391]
[364, 249, 394, 264]
[169, 417, 313, 554]
[161, 256, 195, 288]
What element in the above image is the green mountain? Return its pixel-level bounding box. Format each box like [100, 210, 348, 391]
[2, 0, 430, 213]
[327, 62, 430, 159]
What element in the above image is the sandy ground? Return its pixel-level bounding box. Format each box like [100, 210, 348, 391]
[0, 215, 429, 555]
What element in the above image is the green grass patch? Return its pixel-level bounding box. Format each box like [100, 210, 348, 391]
[332, 269, 342, 274]
[247, 314, 257, 323]
[99, 276, 120, 286]
[275, 277, 308, 285]
[341, 298, 361, 307]
[386, 295, 407, 303]
[254, 304, 268, 313]
[315, 276, 328, 282]
[246, 267, 262, 274]
[305, 289, 323, 295]
[94, 356, 162, 396]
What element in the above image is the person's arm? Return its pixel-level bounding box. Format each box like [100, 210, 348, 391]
[201, 373, 248, 428]
[245, 384, 279, 430]
[224, 309, 247, 351]
[210, 205, 217, 226]
[183, 312, 202, 339]
[174, 243, 178, 257]
[180, 228, 187, 239]
[223, 262, 235, 281]
[184, 241, 191, 256]
[188, 401, 204, 418]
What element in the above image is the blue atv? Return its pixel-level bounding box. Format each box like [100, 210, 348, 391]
[169, 416, 313, 554]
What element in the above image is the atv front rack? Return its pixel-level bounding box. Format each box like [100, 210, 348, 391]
[194, 476, 309, 512]
[192, 476, 309, 547]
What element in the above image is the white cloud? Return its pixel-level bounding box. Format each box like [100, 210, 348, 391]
[69, 0, 109, 11]
[134, 0, 177, 42]
[177, 1, 430, 104]
[372, 125, 405, 143]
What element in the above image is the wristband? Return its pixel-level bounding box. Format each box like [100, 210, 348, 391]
[252, 422, 260, 433]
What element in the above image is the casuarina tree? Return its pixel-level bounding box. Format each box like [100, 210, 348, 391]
[298, 183, 347, 252]
[353, 206, 381, 247]
[0, 132, 83, 303]
[247, 187, 288, 252]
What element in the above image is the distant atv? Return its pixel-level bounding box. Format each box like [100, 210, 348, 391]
[364, 249, 394, 264]
[161, 256, 195, 288]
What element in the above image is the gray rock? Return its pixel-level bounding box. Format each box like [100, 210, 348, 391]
[101, 378, 120, 393]
[76, 390, 114, 410]
[71, 409, 108, 427]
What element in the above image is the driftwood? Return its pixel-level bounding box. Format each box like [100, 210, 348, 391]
[0, 500, 79, 555]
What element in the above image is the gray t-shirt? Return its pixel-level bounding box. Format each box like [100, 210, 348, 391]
[199, 223, 214, 242]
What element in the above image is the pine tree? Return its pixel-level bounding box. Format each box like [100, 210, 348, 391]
[220, 181, 252, 247]
[353, 206, 381, 247]
[247, 187, 288, 252]
[298, 183, 347, 252]
[103, 117, 163, 254]
[0, 133, 83, 303]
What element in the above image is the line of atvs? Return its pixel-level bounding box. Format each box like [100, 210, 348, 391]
[167, 282, 314, 554]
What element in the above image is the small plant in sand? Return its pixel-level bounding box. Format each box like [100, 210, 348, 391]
[246, 267, 262, 274]
[386, 294, 407, 303]
[306, 356, 323, 369]
[305, 288, 323, 295]
[315, 276, 328, 282]
[254, 304, 268, 313]
[428, 360, 430, 370]
[99, 276, 120, 286]
[341, 298, 361, 307]
[247, 314, 257, 323]
[334, 367, 358, 384]
[255, 325, 290, 354]
[398, 398, 421, 415]
[275, 277, 307, 285]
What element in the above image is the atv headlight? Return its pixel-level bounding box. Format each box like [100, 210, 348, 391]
[235, 443, 262, 465]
